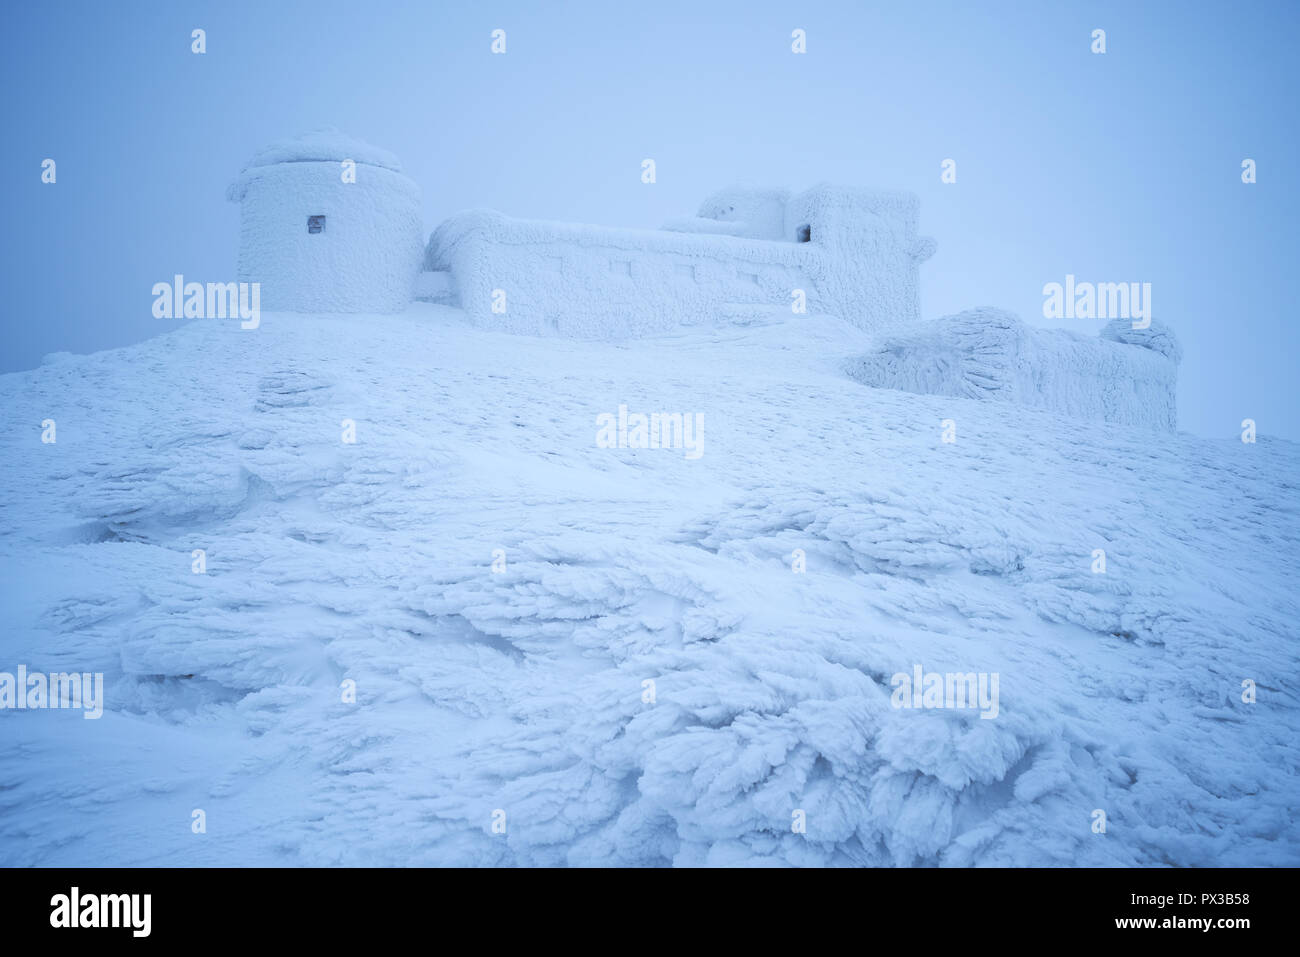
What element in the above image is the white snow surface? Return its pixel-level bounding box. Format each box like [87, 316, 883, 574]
[846, 308, 1182, 431]
[0, 305, 1296, 866]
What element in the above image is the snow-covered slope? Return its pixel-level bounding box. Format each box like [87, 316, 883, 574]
[1, 306, 1296, 866]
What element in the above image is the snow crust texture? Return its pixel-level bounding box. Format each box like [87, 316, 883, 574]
[662, 187, 792, 239]
[846, 308, 1182, 431]
[0, 308, 1294, 867]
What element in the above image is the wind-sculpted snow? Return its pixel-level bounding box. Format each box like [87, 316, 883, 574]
[845, 308, 1181, 430]
[0, 307, 1295, 866]
[662, 187, 791, 240]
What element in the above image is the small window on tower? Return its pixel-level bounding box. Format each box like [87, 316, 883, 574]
[308, 215, 326, 234]
[796, 224, 811, 243]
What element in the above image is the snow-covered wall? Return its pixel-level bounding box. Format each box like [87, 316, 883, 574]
[424, 185, 935, 338]
[845, 308, 1182, 430]
[427, 210, 816, 338]
[228, 130, 422, 314]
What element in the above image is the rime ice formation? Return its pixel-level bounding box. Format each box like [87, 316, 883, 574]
[423, 185, 936, 338]
[225, 135, 1175, 434]
[222, 134, 1175, 436]
[227, 129, 423, 314]
[845, 308, 1182, 431]
[1, 308, 1296, 867]
[662, 187, 792, 239]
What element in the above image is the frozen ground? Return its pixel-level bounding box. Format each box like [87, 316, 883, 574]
[0, 304, 1296, 866]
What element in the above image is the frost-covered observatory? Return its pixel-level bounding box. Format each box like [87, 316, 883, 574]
[420, 185, 936, 338]
[227, 129, 423, 313]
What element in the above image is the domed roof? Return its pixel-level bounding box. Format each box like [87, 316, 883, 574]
[239, 127, 404, 173]
[227, 128, 408, 202]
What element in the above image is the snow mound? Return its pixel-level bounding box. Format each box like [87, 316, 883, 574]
[845, 308, 1181, 431]
[1099, 316, 1183, 362]
[662, 187, 792, 239]
[423, 185, 934, 338]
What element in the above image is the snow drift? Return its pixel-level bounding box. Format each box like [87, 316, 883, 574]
[844, 308, 1182, 431]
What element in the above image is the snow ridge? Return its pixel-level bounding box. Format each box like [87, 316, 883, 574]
[845, 308, 1182, 430]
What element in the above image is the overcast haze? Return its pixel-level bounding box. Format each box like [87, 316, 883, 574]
[4, 0, 1297, 438]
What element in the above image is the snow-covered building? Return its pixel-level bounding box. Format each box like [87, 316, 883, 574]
[224, 140, 1180, 433]
[421, 185, 936, 338]
[845, 308, 1183, 430]
[227, 129, 423, 314]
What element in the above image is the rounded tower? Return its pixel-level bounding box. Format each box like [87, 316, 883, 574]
[227, 128, 422, 314]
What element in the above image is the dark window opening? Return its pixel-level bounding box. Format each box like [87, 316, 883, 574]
[308, 215, 326, 234]
[796, 224, 811, 243]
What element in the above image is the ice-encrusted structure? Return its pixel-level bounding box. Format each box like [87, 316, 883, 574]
[423, 185, 936, 337]
[662, 186, 792, 239]
[1, 308, 1296, 867]
[227, 129, 423, 314]
[845, 308, 1183, 431]
[221, 134, 1172, 436]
